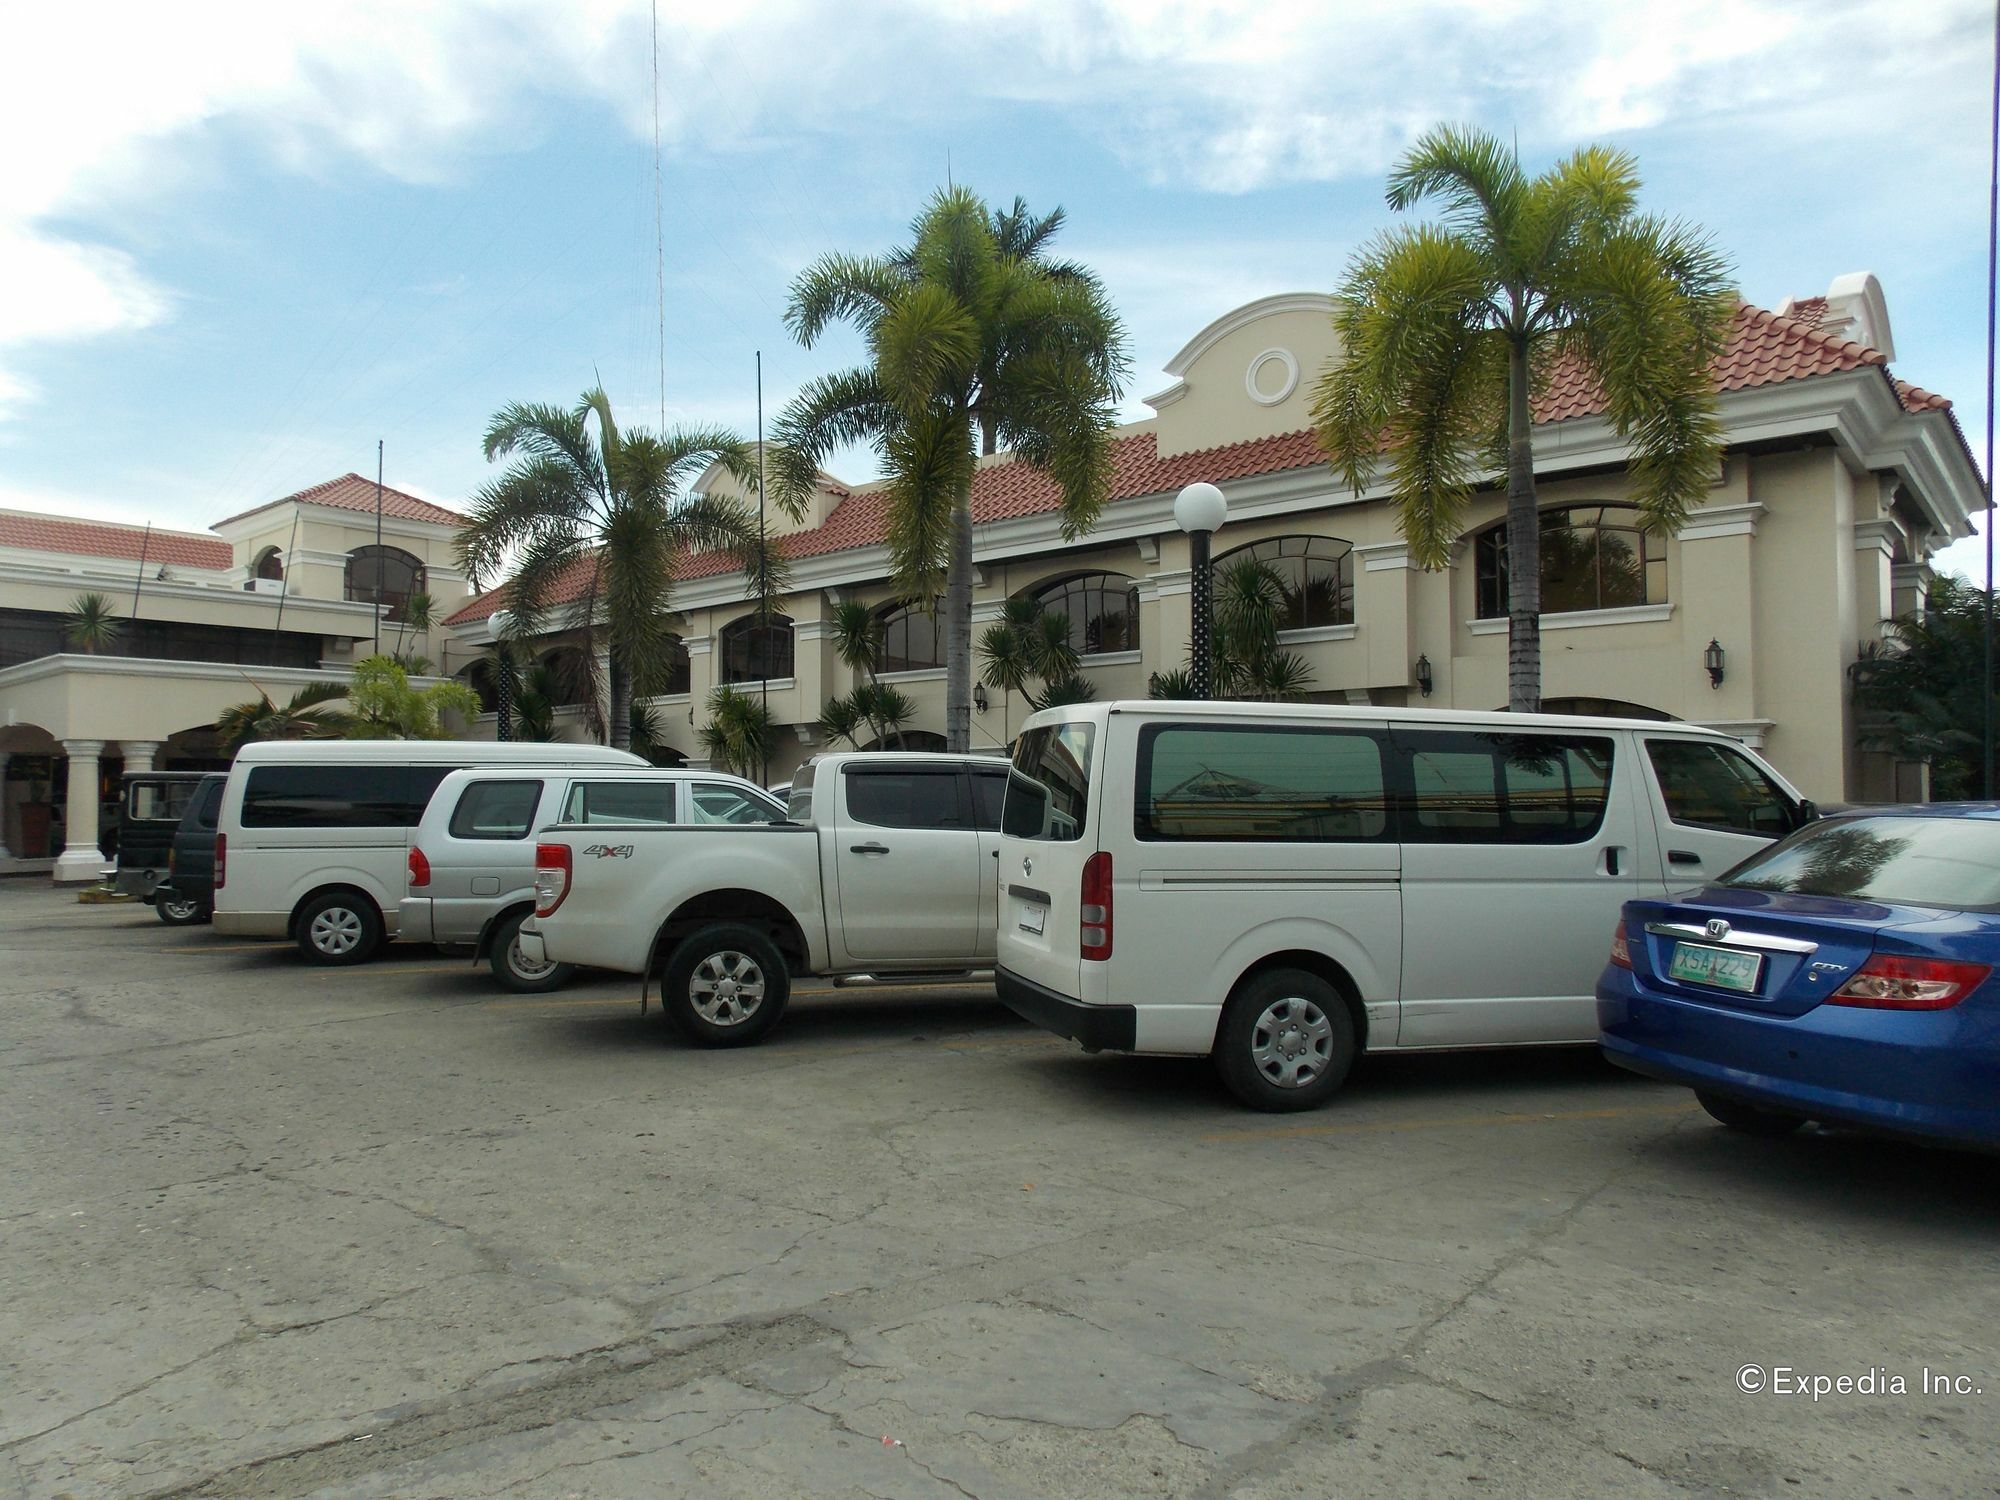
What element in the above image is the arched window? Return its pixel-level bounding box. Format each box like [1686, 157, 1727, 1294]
[345, 545, 426, 619]
[1475, 506, 1666, 619]
[252, 547, 285, 583]
[658, 635, 691, 696]
[1213, 535, 1354, 630]
[1030, 572, 1140, 656]
[720, 614, 794, 683]
[876, 600, 943, 673]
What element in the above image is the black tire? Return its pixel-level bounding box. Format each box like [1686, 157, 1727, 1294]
[488, 911, 575, 994]
[1696, 1090, 1806, 1137]
[156, 892, 204, 926]
[657, 924, 790, 1048]
[1212, 968, 1356, 1112]
[295, 890, 383, 966]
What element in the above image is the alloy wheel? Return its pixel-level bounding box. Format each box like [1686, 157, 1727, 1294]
[688, 950, 765, 1026]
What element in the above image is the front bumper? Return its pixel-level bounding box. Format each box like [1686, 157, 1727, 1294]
[997, 965, 1136, 1052]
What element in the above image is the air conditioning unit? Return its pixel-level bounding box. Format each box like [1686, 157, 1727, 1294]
[248, 578, 286, 596]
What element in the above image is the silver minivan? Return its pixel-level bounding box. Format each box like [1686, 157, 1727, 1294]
[402, 766, 785, 990]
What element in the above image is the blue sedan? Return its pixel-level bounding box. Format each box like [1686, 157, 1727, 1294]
[1599, 805, 2000, 1148]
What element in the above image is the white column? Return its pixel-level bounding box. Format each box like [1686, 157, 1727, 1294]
[0, 751, 11, 859]
[120, 740, 160, 775]
[53, 740, 106, 883]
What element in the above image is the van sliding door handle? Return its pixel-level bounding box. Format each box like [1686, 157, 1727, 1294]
[849, 843, 891, 856]
[1667, 849, 1701, 866]
[1602, 846, 1621, 877]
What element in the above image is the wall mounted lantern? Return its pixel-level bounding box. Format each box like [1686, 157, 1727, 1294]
[1415, 654, 1434, 698]
[1705, 638, 1726, 690]
[973, 681, 989, 714]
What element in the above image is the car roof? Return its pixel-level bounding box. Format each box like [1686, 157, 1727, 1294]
[233, 740, 643, 765]
[1019, 699, 1747, 737]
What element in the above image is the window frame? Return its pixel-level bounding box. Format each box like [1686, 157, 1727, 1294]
[875, 599, 945, 674]
[1027, 572, 1141, 658]
[840, 763, 971, 830]
[1474, 505, 1667, 620]
[1644, 737, 1800, 840]
[1212, 535, 1356, 632]
[1133, 721, 1394, 844]
[448, 779, 544, 841]
[1392, 729, 1616, 845]
[344, 545, 428, 619]
[718, 613, 795, 684]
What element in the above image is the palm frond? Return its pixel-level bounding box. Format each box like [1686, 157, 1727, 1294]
[767, 368, 894, 520]
[786, 252, 905, 346]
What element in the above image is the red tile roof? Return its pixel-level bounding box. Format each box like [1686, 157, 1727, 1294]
[444, 301, 1959, 627]
[216, 473, 463, 529]
[0, 511, 232, 570]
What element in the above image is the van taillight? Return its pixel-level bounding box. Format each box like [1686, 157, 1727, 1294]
[408, 846, 431, 889]
[1080, 851, 1112, 962]
[534, 843, 572, 918]
[213, 832, 226, 890]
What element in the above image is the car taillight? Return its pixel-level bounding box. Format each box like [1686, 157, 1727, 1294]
[1829, 954, 1991, 1011]
[1609, 922, 1632, 969]
[1080, 851, 1112, 962]
[213, 832, 226, 890]
[408, 846, 431, 889]
[534, 843, 572, 918]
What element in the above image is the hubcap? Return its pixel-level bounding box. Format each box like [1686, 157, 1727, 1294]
[1250, 996, 1333, 1089]
[310, 907, 363, 955]
[508, 936, 554, 979]
[162, 899, 197, 919]
[688, 950, 765, 1025]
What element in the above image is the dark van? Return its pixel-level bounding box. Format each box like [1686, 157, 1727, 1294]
[156, 774, 226, 926]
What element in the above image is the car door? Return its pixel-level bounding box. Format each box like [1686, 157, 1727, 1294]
[832, 762, 979, 964]
[1394, 727, 1640, 1046]
[1641, 737, 1801, 887]
[437, 778, 545, 929]
[968, 766, 1007, 960]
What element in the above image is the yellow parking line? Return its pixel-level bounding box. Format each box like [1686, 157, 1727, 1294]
[1201, 1101, 1700, 1144]
[154, 944, 288, 954]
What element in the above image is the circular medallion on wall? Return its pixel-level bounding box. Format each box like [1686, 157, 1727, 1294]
[1245, 347, 1300, 406]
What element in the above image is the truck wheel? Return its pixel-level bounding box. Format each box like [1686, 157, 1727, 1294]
[489, 911, 574, 994]
[156, 893, 204, 926]
[1212, 968, 1355, 1112]
[659, 924, 789, 1047]
[296, 891, 382, 966]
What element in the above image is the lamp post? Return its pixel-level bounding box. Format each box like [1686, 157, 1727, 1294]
[1174, 482, 1228, 700]
[490, 610, 514, 742]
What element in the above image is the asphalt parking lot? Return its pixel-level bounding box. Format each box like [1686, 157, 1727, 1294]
[2, 881, 1996, 1499]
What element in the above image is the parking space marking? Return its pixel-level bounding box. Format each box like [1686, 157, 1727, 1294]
[479, 981, 1000, 1011]
[1201, 1100, 1700, 1143]
[154, 944, 289, 954]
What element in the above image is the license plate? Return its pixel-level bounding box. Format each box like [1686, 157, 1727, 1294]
[1668, 941, 1762, 994]
[1018, 905, 1046, 935]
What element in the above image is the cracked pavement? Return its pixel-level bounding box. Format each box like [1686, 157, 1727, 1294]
[1, 883, 1995, 1498]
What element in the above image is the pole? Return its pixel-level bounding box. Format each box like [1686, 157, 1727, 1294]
[651, 0, 667, 431]
[1984, 0, 1998, 797]
[129, 522, 152, 622]
[270, 505, 301, 638]
[757, 350, 769, 785]
[1189, 527, 1213, 700]
[374, 439, 386, 659]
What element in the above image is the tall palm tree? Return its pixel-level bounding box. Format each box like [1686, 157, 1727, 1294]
[64, 592, 123, 655]
[771, 187, 1128, 753]
[701, 687, 771, 779]
[215, 681, 353, 750]
[457, 388, 772, 752]
[1313, 126, 1733, 711]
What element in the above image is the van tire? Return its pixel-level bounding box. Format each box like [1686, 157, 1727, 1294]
[489, 911, 574, 993]
[295, 890, 383, 966]
[1212, 968, 1355, 1112]
[156, 893, 205, 926]
[658, 924, 789, 1048]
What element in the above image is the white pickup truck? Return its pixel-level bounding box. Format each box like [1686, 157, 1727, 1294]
[519, 752, 1009, 1045]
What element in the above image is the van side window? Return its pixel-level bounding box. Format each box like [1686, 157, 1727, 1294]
[242, 766, 433, 828]
[844, 768, 966, 829]
[1135, 724, 1390, 841]
[1396, 731, 1613, 843]
[1005, 723, 1094, 842]
[1646, 739, 1793, 838]
[449, 780, 542, 840]
[562, 781, 678, 825]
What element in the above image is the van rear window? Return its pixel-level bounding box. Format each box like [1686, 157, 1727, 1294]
[1136, 724, 1390, 842]
[241, 765, 444, 829]
[1005, 724, 1094, 842]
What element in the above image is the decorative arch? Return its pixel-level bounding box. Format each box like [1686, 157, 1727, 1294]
[345, 545, 426, 619]
[720, 613, 794, 684]
[1027, 571, 1140, 656]
[251, 547, 285, 584]
[876, 599, 943, 673]
[1213, 534, 1354, 630]
[1474, 505, 1666, 619]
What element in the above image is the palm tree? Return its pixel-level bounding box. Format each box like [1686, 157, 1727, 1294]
[978, 596, 1094, 712]
[390, 589, 435, 663]
[343, 655, 481, 740]
[701, 687, 771, 779]
[457, 388, 773, 752]
[771, 187, 1128, 753]
[64, 592, 122, 654]
[1313, 126, 1733, 711]
[216, 681, 353, 750]
[1149, 558, 1314, 702]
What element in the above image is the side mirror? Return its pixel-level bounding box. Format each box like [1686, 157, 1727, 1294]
[1794, 799, 1819, 829]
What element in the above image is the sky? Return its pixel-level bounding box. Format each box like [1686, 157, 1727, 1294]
[0, 0, 1993, 577]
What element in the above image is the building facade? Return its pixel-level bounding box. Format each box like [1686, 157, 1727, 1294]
[0, 475, 469, 879]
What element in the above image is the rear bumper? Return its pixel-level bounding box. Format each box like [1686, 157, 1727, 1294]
[1598, 967, 2000, 1148]
[997, 965, 1136, 1052]
[213, 911, 286, 939]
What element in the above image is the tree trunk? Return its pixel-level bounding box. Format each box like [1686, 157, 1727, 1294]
[1504, 338, 1541, 714]
[944, 482, 975, 754]
[608, 655, 632, 751]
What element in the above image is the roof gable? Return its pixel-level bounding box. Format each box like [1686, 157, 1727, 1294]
[215, 473, 463, 529]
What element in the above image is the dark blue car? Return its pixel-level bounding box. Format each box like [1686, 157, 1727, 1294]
[1598, 805, 2000, 1148]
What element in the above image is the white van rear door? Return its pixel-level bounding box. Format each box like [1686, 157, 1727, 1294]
[996, 720, 1099, 1001]
[1394, 727, 1638, 1046]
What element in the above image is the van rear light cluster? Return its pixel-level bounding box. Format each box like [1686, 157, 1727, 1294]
[534, 843, 572, 918]
[1829, 954, 1991, 1011]
[213, 832, 227, 890]
[1608, 922, 1632, 969]
[1080, 851, 1113, 962]
[407, 846, 431, 889]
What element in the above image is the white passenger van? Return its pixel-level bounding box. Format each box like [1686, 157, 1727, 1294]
[213, 740, 643, 965]
[995, 701, 1812, 1111]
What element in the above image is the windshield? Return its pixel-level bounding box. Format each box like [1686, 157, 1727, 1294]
[1721, 815, 2000, 910]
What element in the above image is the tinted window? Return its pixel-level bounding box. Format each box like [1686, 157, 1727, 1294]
[690, 783, 783, 824]
[193, 780, 224, 831]
[1723, 816, 2000, 909]
[1004, 723, 1094, 842]
[449, 780, 542, 840]
[127, 779, 198, 822]
[845, 768, 965, 829]
[787, 787, 813, 824]
[1137, 724, 1389, 841]
[1647, 740, 1792, 839]
[241, 765, 444, 829]
[1397, 731, 1613, 843]
[970, 771, 1006, 830]
[561, 781, 678, 825]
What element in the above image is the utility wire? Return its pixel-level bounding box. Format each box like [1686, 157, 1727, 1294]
[1985, 0, 1998, 798]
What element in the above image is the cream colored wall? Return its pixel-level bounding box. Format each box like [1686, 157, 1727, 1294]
[1150, 301, 1342, 459]
[0, 660, 359, 743]
[2, 569, 378, 645]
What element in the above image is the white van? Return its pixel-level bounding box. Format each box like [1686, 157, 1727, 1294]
[213, 740, 643, 964]
[995, 701, 1813, 1111]
[402, 766, 783, 991]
